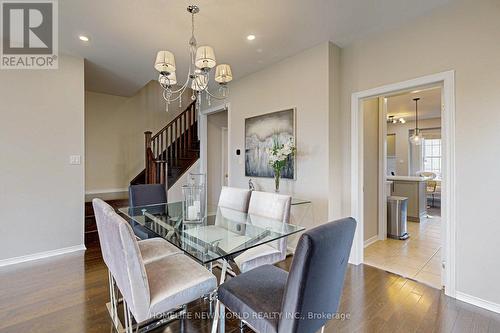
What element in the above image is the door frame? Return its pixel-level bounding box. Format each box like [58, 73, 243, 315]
[350, 70, 456, 297]
[220, 127, 228, 187]
[199, 102, 231, 184]
[377, 97, 388, 241]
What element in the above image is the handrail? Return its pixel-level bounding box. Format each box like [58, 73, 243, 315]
[144, 100, 198, 185]
[151, 100, 196, 141]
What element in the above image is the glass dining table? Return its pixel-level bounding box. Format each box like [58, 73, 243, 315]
[118, 201, 305, 284]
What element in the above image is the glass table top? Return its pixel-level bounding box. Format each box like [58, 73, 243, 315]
[118, 202, 305, 265]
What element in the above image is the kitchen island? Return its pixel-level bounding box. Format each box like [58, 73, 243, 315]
[387, 175, 430, 222]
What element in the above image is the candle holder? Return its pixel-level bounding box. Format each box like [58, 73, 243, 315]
[182, 184, 204, 223]
[188, 172, 207, 218]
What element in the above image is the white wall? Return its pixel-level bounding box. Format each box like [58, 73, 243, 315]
[85, 92, 128, 191]
[167, 160, 200, 203]
[387, 118, 441, 176]
[338, 0, 500, 305]
[85, 82, 193, 192]
[203, 42, 339, 227]
[363, 98, 379, 242]
[0, 55, 85, 261]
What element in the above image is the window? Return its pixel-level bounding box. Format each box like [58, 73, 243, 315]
[423, 138, 441, 177]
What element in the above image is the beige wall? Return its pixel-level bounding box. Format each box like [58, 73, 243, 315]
[203, 42, 339, 227]
[363, 98, 379, 242]
[207, 111, 228, 207]
[0, 55, 85, 261]
[338, 0, 500, 304]
[387, 117, 441, 176]
[85, 82, 192, 192]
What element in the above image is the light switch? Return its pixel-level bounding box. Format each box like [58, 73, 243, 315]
[70, 155, 81, 165]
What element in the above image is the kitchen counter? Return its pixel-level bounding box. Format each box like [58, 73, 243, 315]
[387, 175, 431, 182]
[388, 176, 428, 222]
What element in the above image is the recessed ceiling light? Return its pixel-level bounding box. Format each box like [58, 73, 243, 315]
[246, 34, 256, 41]
[78, 35, 90, 42]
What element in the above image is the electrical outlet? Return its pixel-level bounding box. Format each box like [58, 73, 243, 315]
[69, 155, 81, 165]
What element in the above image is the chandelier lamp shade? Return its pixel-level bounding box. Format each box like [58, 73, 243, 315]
[154, 51, 176, 74]
[409, 97, 424, 145]
[154, 5, 233, 112]
[195, 46, 217, 70]
[158, 72, 177, 87]
[215, 64, 233, 84]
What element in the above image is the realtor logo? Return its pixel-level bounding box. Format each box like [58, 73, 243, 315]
[1, 0, 58, 69]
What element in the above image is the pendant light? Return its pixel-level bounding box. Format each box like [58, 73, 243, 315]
[154, 5, 233, 113]
[409, 97, 424, 145]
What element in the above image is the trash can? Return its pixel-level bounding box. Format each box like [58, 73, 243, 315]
[387, 196, 409, 240]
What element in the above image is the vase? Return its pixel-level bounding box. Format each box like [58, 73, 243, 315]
[274, 170, 280, 193]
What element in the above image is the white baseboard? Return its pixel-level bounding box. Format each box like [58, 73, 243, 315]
[85, 188, 128, 195]
[456, 291, 500, 314]
[0, 244, 86, 267]
[364, 235, 379, 248]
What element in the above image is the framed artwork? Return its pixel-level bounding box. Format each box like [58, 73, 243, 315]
[245, 108, 296, 179]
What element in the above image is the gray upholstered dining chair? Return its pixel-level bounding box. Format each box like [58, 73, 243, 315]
[93, 198, 217, 333]
[213, 217, 357, 333]
[233, 191, 291, 273]
[129, 184, 168, 239]
[129, 183, 167, 206]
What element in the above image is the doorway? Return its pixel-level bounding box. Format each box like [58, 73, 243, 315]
[363, 87, 443, 289]
[221, 127, 228, 187]
[206, 110, 229, 209]
[350, 71, 456, 297]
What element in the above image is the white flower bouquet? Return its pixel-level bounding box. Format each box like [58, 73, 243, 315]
[267, 136, 295, 192]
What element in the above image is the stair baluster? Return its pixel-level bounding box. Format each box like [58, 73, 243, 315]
[136, 100, 198, 189]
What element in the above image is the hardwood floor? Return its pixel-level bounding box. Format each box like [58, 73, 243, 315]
[1, 243, 499, 333]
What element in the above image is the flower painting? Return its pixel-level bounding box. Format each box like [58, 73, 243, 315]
[245, 108, 296, 179]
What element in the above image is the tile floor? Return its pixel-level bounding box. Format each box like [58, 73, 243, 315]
[364, 208, 442, 289]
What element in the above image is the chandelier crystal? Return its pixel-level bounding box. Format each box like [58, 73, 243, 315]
[154, 5, 232, 113]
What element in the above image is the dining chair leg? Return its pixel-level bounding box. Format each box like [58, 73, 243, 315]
[108, 271, 114, 318]
[211, 300, 220, 333]
[219, 303, 225, 333]
[211, 259, 229, 333]
[321, 325, 325, 333]
[128, 305, 134, 333]
[219, 260, 228, 284]
[123, 300, 130, 333]
[109, 270, 118, 321]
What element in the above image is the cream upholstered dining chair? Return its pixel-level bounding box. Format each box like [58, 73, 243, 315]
[217, 186, 251, 211]
[215, 186, 252, 231]
[233, 191, 292, 273]
[92, 199, 217, 333]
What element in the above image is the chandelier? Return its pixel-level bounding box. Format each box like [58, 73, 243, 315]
[387, 115, 406, 124]
[409, 97, 424, 145]
[154, 5, 233, 112]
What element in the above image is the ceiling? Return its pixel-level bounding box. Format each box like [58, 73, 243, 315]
[387, 87, 442, 121]
[59, 0, 452, 96]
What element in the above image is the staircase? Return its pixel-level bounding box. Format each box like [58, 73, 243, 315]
[130, 100, 199, 188]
